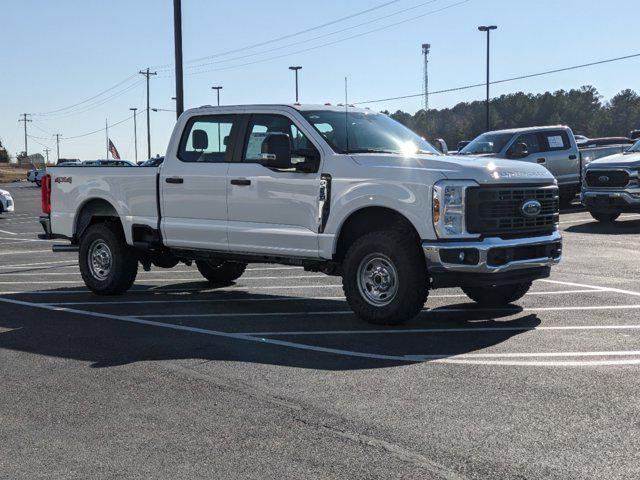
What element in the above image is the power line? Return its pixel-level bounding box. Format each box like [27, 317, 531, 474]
[162, 0, 470, 78]
[33, 74, 139, 116]
[166, 0, 441, 74]
[354, 52, 640, 105]
[151, 0, 402, 70]
[63, 110, 144, 140]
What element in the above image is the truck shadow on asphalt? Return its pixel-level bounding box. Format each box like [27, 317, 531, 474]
[565, 219, 640, 235]
[0, 285, 540, 370]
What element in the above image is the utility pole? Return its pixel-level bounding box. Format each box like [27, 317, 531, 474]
[288, 66, 302, 102]
[139, 68, 157, 159]
[43, 148, 50, 165]
[18, 113, 32, 156]
[129, 108, 138, 163]
[105, 119, 109, 160]
[211, 86, 222, 106]
[421, 44, 430, 112]
[54, 134, 61, 163]
[478, 25, 497, 131]
[173, 0, 184, 119]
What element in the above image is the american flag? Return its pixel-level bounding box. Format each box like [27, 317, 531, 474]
[108, 139, 121, 160]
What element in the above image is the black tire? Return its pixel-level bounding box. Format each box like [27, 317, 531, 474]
[79, 223, 138, 295]
[342, 231, 428, 325]
[590, 211, 620, 223]
[196, 259, 247, 284]
[462, 282, 531, 307]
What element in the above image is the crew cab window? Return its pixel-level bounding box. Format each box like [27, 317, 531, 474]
[541, 131, 570, 151]
[178, 115, 235, 163]
[512, 133, 541, 154]
[243, 114, 316, 162]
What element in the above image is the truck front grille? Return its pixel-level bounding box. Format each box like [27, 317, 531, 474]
[466, 185, 559, 237]
[585, 170, 629, 188]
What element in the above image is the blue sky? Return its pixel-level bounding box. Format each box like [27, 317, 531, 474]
[1, 0, 639, 161]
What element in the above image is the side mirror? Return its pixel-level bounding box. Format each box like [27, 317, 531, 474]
[435, 138, 449, 154]
[507, 142, 529, 159]
[260, 133, 292, 169]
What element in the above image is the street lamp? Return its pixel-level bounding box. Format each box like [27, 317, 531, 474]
[129, 108, 138, 163]
[478, 25, 497, 131]
[211, 86, 223, 106]
[288, 66, 302, 103]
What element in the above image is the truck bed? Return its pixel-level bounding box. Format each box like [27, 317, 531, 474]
[49, 166, 158, 244]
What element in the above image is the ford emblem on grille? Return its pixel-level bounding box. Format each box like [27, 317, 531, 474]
[521, 199, 542, 217]
[598, 175, 610, 183]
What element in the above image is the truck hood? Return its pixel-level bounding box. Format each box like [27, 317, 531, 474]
[351, 153, 555, 185]
[587, 151, 640, 169]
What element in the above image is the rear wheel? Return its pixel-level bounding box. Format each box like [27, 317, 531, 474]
[342, 231, 428, 325]
[590, 211, 620, 223]
[79, 223, 138, 295]
[462, 282, 531, 307]
[196, 259, 247, 284]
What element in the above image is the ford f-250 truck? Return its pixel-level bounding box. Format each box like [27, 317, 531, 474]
[581, 139, 640, 222]
[39, 104, 562, 325]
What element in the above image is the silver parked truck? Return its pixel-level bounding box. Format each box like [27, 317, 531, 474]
[581, 139, 640, 222]
[459, 126, 581, 207]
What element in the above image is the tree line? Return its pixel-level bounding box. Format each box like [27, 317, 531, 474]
[384, 86, 640, 149]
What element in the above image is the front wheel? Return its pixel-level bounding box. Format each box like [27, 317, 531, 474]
[79, 223, 138, 295]
[342, 231, 428, 325]
[462, 282, 531, 307]
[590, 211, 620, 223]
[196, 259, 247, 284]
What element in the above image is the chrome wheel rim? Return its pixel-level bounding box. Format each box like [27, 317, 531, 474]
[356, 253, 398, 306]
[88, 239, 112, 281]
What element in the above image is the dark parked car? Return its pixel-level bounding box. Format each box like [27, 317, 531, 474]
[139, 156, 164, 167]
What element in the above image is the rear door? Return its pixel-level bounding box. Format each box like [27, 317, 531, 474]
[539, 130, 579, 186]
[226, 111, 322, 257]
[160, 114, 239, 250]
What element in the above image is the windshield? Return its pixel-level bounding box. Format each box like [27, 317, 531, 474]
[301, 110, 439, 155]
[459, 132, 513, 155]
[626, 139, 640, 153]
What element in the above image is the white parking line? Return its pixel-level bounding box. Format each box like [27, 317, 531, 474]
[245, 323, 640, 336]
[0, 260, 75, 269]
[560, 213, 640, 225]
[542, 279, 640, 298]
[0, 274, 327, 284]
[0, 249, 53, 256]
[45, 289, 606, 306]
[136, 304, 640, 319]
[0, 229, 17, 235]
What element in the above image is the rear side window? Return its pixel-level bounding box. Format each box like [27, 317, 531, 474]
[512, 133, 542, 154]
[541, 131, 570, 151]
[178, 115, 236, 163]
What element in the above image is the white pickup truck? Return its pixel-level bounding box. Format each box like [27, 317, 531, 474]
[39, 104, 562, 324]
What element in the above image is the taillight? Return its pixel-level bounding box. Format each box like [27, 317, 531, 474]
[41, 174, 51, 214]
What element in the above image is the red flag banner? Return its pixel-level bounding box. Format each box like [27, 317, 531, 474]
[108, 139, 121, 160]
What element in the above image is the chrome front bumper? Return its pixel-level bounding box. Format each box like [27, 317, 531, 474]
[581, 190, 640, 207]
[422, 231, 562, 274]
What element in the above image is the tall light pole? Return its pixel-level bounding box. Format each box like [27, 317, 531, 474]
[421, 43, 430, 112]
[173, 0, 184, 119]
[211, 86, 223, 106]
[129, 108, 138, 163]
[288, 66, 302, 103]
[478, 25, 497, 131]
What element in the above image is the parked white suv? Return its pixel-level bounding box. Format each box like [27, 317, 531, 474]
[39, 104, 562, 324]
[0, 188, 15, 214]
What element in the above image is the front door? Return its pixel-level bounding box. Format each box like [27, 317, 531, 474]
[226, 112, 322, 257]
[160, 114, 238, 250]
[539, 129, 579, 187]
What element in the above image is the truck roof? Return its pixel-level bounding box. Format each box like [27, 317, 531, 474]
[187, 103, 372, 114]
[484, 125, 572, 135]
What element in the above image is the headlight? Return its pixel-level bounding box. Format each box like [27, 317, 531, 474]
[432, 180, 478, 238]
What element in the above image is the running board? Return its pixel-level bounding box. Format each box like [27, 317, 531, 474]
[52, 244, 79, 253]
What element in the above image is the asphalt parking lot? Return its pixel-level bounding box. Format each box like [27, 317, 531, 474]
[1, 182, 640, 479]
